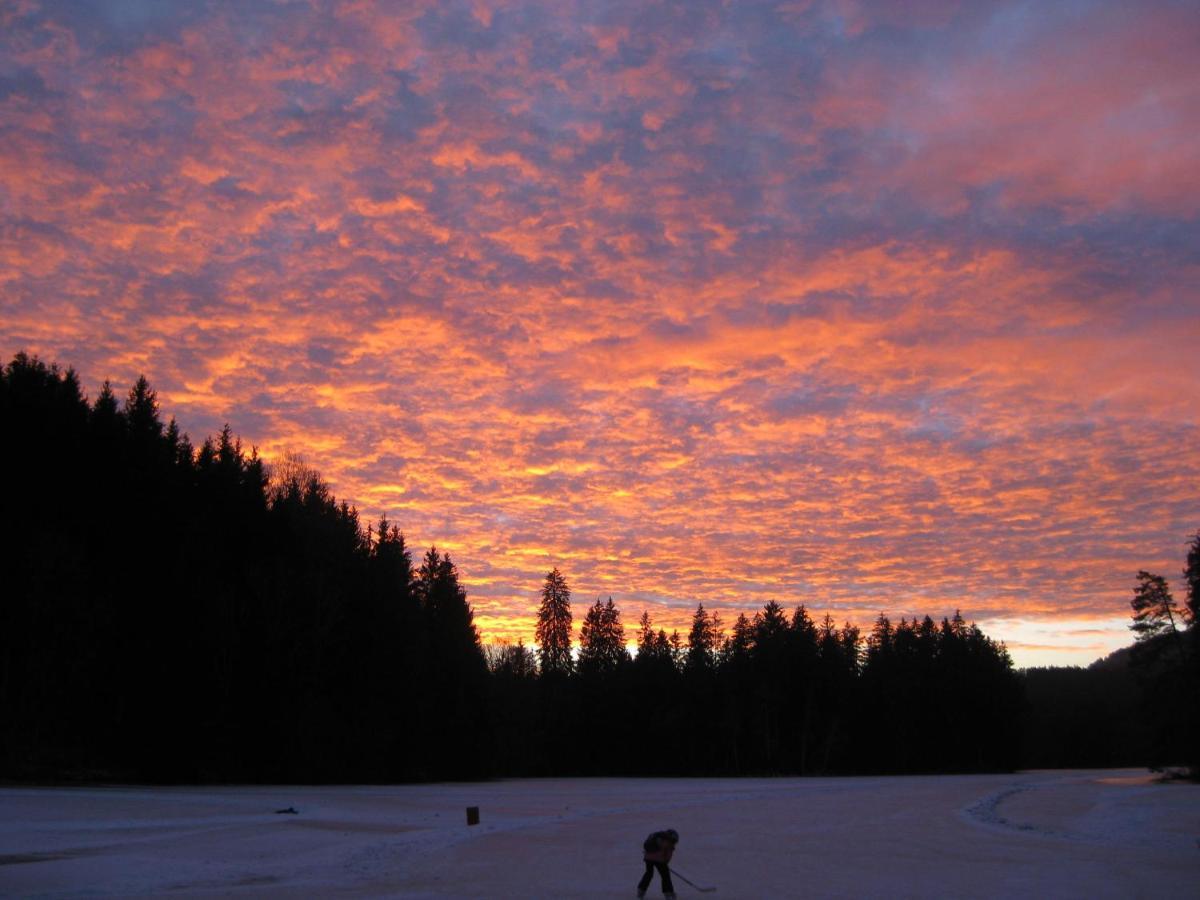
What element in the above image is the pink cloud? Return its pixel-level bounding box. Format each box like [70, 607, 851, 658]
[1, 0, 1197, 665]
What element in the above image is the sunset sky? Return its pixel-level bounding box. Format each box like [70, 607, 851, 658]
[3, 0, 1198, 666]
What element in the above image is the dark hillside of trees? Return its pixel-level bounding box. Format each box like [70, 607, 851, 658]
[1, 354, 485, 782]
[1, 353, 1194, 782]
[1021, 655, 1146, 769]
[1022, 553, 1199, 776]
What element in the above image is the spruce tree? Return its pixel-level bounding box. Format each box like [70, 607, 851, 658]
[669, 630, 684, 670]
[536, 568, 573, 678]
[633, 611, 673, 668]
[602, 597, 628, 669]
[577, 597, 627, 675]
[867, 613, 893, 660]
[754, 600, 789, 653]
[839, 621, 861, 674]
[686, 603, 717, 671]
[418, 547, 481, 652]
[124, 375, 162, 442]
[415, 547, 486, 775]
[578, 599, 608, 675]
[726, 612, 754, 661]
[637, 610, 656, 657]
[790, 605, 819, 659]
[91, 379, 121, 428]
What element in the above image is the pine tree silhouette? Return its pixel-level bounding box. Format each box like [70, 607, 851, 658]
[535, 568, 573, 679]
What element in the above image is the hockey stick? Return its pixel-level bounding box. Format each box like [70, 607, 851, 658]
[670, 867, 716, 893]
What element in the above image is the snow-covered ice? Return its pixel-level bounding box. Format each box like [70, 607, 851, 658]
[1, 770, 1196, 898]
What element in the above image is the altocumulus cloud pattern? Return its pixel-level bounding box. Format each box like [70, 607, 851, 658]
[2, 0, 1198, 664]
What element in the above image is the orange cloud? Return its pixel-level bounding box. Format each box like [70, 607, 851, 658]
[1, 0, 1197, 666]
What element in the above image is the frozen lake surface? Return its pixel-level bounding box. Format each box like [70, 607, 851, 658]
[1, 770, 1197, 898]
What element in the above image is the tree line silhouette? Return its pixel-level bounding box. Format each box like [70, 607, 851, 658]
[486, 574, 1023, 775]
[1, 353, 483, 781]
[1, 353, 1194, 782]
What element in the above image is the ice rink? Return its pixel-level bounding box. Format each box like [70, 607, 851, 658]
[1, 770, 1197, 898]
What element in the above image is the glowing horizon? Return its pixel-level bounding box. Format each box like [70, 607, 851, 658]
[3, 1, 1198, 668]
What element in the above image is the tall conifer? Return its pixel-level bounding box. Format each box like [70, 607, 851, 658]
[536, 568, 573, 678]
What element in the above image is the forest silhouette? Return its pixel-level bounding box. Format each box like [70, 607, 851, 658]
[1, 353, 1195, 782]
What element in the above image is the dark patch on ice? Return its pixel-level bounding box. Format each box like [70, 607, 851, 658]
[236, 874, 281, 886]
[962, 783, 1072, 841]
[164, 873, 282, 891]
[0, 851, 74, 866]
[285, 819, 420, 834]
[966, 785, 1029, 827]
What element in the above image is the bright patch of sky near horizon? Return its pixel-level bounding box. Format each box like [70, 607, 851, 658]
[2, 0, 1198, 667]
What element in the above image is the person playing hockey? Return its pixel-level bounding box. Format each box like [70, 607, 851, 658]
[637, 828, 679, 898]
